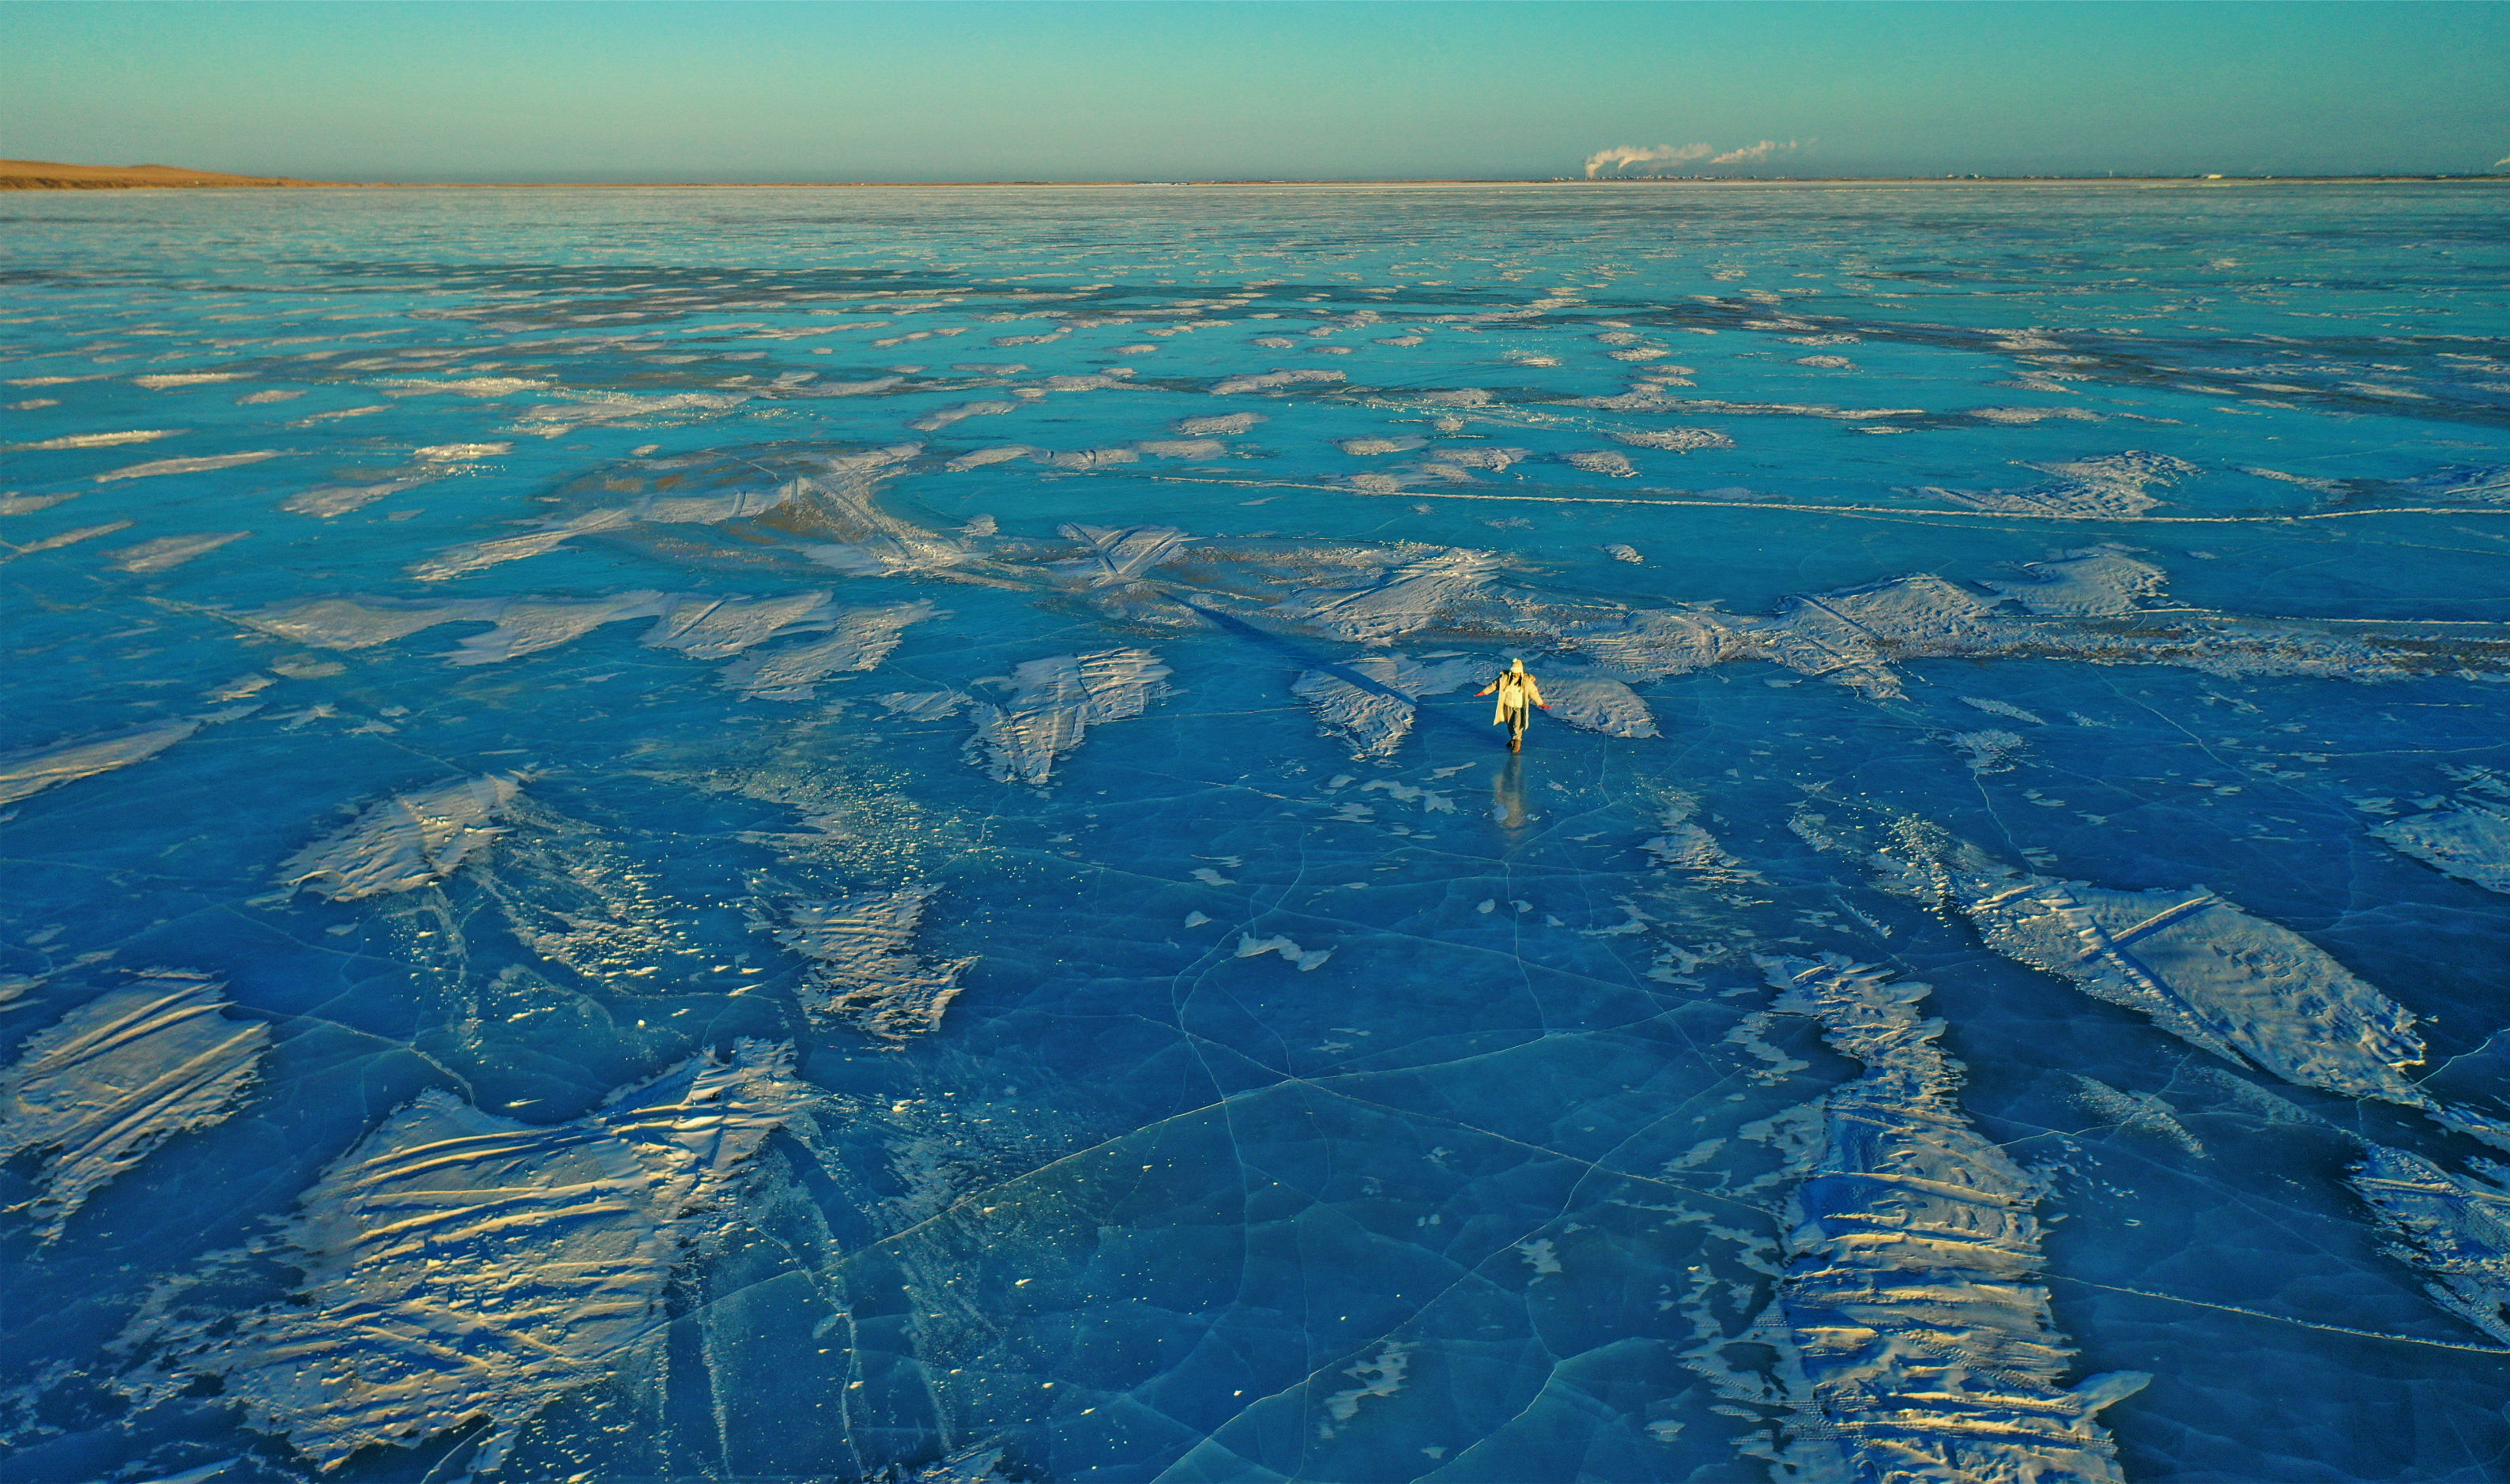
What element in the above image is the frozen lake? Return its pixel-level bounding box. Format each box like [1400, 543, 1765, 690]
[2, 181, 2508, 1482]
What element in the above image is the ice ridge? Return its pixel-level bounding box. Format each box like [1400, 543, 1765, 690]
[1760, 954, 2147, 1482]
[0, 974, 269, 1241]
[775, 885, 978, 1040]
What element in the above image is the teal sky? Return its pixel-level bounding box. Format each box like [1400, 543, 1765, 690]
[7, 2, 2505, 182]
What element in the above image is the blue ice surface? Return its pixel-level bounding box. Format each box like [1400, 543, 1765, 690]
[1, 182, 2507, 1482]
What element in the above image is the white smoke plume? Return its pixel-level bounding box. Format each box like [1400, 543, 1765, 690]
[1709, 138, 1804, 165]
[1583, 143, 1714, 178]
[1583, 139, 1807, 177]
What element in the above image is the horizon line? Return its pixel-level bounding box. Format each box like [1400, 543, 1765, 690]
[9, 174, 2509, 192]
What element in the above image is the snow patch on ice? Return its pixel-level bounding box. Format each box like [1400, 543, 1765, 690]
[1760, 953, 2146, 1481]
[1317, 1341, 1411, 1436]
[2372, 784, 2510, 895]
[95, 452, 288, 484]
[123, 1041, 812, 1471]
[1053, 524, 1190, 589]
[281, 476, 433, 518]
[2351, 1147, 2510, 1345]
[1917, 452, 2196, 520]
[1174, 412, 1265, 435]
[1210, 369, 1344, 396]
[510, 390, 750, 439]
[641, 591, 839, 661]
[106, 531, 251, 572]
[1291, 653, 1483, 759]
[2069, 1075, 2206, 1158]
[1268, 548, 1504, 644]
[1560, 450, 1637, 477]
[445, 593, 673, 665]
[1541, 675, 1660, 738]
[1886, 842, 2439, 1109]
[1984, 548, 2166, 617]
[0, 717, 204, 808]
[717, 601, 937, 699]
[776, 886, 978, 1040]
[0, 974, 269, 1241]
[1238, 933, 1333, 972]
[1612, 427, 1733, 452]
[277, 774, 522, 901]
[966, 648, 1170, 785]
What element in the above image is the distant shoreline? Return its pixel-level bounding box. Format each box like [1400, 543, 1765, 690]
[5, 158, 2502, 191]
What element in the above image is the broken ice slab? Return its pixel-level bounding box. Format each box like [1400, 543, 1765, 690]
[775, 886, 978, 1040]
[126, 1041, 812, 1471]
[0, 974, 269, 1242]
[1760, 954, 2146, 1482]
[276, 774, 522, 901]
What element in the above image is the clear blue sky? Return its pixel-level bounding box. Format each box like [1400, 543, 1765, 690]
[6, 2, 2504, 181]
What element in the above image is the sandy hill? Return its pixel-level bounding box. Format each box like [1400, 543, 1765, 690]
[0, 157, 341, 189]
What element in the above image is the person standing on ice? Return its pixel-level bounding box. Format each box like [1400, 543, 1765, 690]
[1477, 657, 1550, 752]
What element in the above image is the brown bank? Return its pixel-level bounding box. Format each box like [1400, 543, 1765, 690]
[0, 157, 342, 190]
